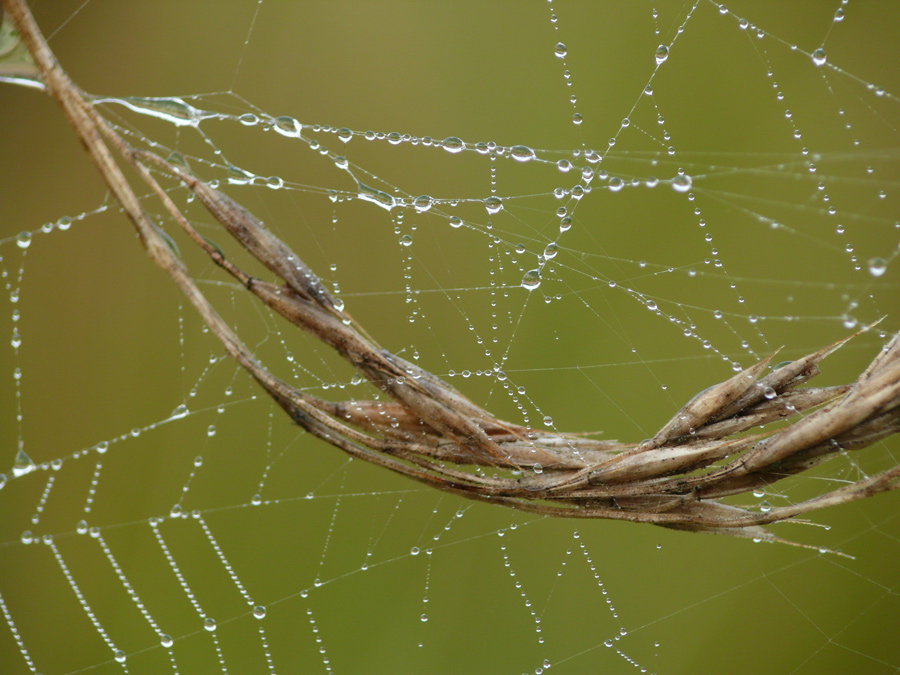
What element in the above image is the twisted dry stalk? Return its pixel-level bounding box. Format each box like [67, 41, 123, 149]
[5, 0, 899, 551]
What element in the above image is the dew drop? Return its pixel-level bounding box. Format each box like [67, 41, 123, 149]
[811, 48, 827, 66]
[521, 269, 542, 291]
[273, 116, 302, 137]
[413, 195, 433, 213]
[671, 174, 693, 192]
[868, 257, 887, 277]
[16, 231, 32, 249]
[484, 196, 503, 214]
[161, 634, 174, 648]
[449, 216, 463, 229]
[441, 136, 465, 153]
[114, 650, 126, 664]
[509, 145, 536, 162]
[253, 605, 267, 619]
[12, 450, 35, 477]
[203, 617, 217, 632]
[357, 183, 396, 211]
[543, 242, 558, 259]
[655, 45, 669, 65]
[554, 42, 567, 58]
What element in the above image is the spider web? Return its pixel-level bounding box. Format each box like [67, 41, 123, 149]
[1, 1, 899, 673]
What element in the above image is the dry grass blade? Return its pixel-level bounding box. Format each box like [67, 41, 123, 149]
[5, 0, 899, 552]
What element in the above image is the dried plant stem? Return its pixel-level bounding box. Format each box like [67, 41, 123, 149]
[5, 0, 899, 552]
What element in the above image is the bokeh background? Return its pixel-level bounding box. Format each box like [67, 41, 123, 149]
[1, 1, 899, 673]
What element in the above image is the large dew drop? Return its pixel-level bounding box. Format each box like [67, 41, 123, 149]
[671, 174, 693, 192]
[521, 269, 541, 291]
[357, 183, 396, 211]
[93, 96, 212, 127]
[655, 45, 669, 65]
[442, 137, 465, 153]
[413, 195, 433, 213]
[484, 196, 503, 214]
[273, 116, 302, 138]
[867, 257, 888, 277]
[811, 48, 827, 66]
[510, 145, 536, 162]
[12, 449, 35, 478]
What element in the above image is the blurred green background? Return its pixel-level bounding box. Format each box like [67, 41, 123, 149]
[1, 1, 899, 673]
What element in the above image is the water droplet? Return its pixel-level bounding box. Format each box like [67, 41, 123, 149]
[203, 617, 217, 632]
[484, 196, 503, 214]
[253, 605, 267, 619]
[509, 145, 536, 162]
[420, 613, 428, 622]
[543, 242, 558, 259]
[554, 42, 567, 58]
[16, 231, 32, 249]
[160, 634, 173, 648]
[273, 116, 302, 137]
[227, 165, 255, 185]
[521, 269, 542, 291]
[413, 195, 433, 213]
[337, 127, 352, 143]
[442, 136, 465, 153]
[449, 216, 463, 229]
[399, 234, 413, 247]
[98, 96, 210, 127]
[811, 48, 826, 66]
[542, 415, 553, 426]
[357, 183, 396, 211]
[868, 257, 887, 277]
[763, 386, 777, 400]
[655, 45, 669, 65]
[12, 450, 35, 477]
[671, 174, 693, 192]
[114, 650, 126, 663]
[170, 404, 188, 420]
[532, 463, 543, 474]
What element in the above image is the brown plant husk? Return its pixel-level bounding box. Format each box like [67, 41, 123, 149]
[5, 0, 899, 554]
